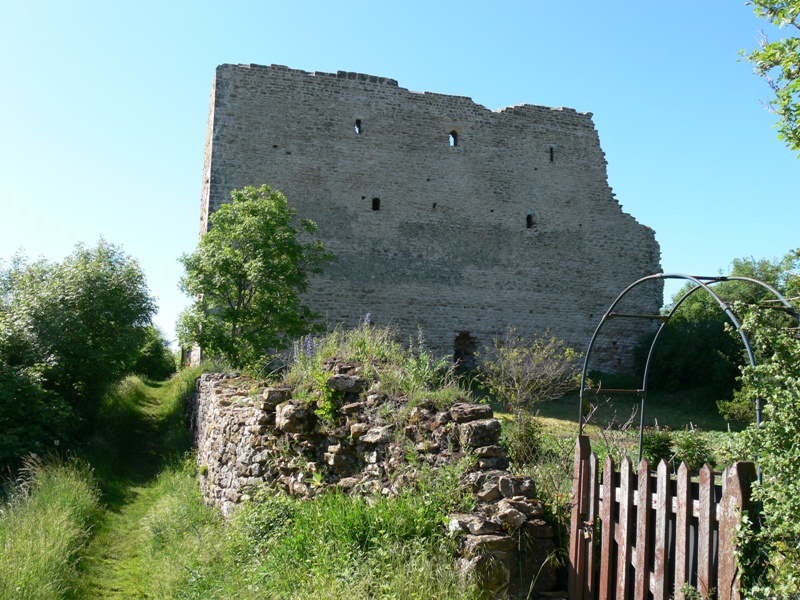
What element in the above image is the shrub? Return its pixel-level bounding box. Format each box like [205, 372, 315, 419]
[734, 311, 800, 598]
[672, 428, 715, 472]
[481, 327, 581, 412]
[640, 426, 673, 466]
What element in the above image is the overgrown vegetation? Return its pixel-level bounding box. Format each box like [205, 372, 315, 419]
[481, 327, 581, 413]
[0, 240, 162, 473]
[735, 313, 800, 599]
[634, 250, 800, 420]
[178, 184, 334, 371]
[0, 456, 101, 599]
[284, 324, 463, 416]
[742, 0, 800, 155]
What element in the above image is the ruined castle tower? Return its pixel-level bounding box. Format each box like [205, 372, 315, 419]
[199, 64, 662, 370]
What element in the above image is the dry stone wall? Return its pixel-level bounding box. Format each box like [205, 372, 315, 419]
[189, 371, 558, 598]
[199, 64, 662, 370]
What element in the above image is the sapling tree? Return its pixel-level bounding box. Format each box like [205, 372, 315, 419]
[178, 185, 333, 371]
[481, 327, 582, 411]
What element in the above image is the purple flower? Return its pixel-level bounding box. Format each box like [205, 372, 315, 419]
[304, 334, 315, 357]
[363, 313, 371, 327]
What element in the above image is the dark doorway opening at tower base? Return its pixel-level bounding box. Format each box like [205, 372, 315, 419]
[453, 331, 479, 370]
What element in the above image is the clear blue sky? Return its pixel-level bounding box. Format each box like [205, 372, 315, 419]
[1, 1, 798, 345]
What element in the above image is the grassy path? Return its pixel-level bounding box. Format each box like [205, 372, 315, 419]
[70, 372, 203, 599]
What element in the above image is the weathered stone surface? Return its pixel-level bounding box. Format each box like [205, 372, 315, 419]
[473, 445, 505, 458]
[495, 507, 526, 531]
[275, 402, 317, 433]
[198, 65, 662, 374]
[477, 482, 502, 502]
[448, 513, 503, 536]
[262, 386, 291, 409]
[498, 475, 537, 499]
[360, 425, 393, 444]
[497, 498, 545, 518]
[478, 457, 510, 470]
[327, 374, 366, 393]
[460, 534, 517, 556]
[349, 422, 370, 438]
[459, 419, 502, 448]
[341, 401, 365, 415]
[450, 402, 493, 423]
[521, 519, 554, 539]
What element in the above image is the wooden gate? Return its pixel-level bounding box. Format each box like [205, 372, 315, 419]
[568, 435, 756, 600]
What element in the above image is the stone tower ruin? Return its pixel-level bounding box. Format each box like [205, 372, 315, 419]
[199, 64, 662, 370]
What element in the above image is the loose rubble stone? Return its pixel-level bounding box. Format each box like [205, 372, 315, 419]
[361, 425, 393, 444]
[327, 374, 366, 393]
[498, 475, 537, 499]
[448, 514, 503, 536]
[460, 534, 517, 556]
[189, 371, 557, 599]
[449, 402, 493, 423]
[275, 402, 317, 433]
[459, 419, 502, 447]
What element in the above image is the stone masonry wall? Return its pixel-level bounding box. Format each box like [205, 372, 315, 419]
[189, 371, 558, 598]
[199, 64, 663, 371]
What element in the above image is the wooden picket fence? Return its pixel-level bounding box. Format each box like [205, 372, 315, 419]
[568, 435, 756, 600]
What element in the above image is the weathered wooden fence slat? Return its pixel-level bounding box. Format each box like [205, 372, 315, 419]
[568, 435, 755, 600]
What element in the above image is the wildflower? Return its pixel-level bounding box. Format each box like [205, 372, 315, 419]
[363, 312, 371, 327]
[304, 334, 315, 357]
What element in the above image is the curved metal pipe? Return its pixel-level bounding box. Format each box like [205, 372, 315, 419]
[579, 273, 800, 457]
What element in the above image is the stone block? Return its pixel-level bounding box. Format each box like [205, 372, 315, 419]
[450, 402, 494, 423]
[498, 475, 536, 499]
[275, 402, 317, 433]
[459, 419, 502, 447]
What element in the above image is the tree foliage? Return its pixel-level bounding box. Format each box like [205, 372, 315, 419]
[742, 0, 800, 154]
[178, 185, 334, 371]
[0, 240, 156, 466]
[635, 250, 799, 416]
[132, 325, 176, 380]
[481, 327, 582, 411]
[737, 313, 800, 598]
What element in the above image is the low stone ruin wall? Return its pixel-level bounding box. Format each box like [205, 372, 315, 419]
[188, 370, 558, 598]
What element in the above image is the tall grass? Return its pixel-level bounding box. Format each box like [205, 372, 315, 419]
[284, 325, 469, 413]
[112, 457, 479, 599]
[0, 456, 100, 599]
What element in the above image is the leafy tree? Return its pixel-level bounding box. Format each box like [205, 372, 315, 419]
[1, 240, 156, 426]
[481, 327, 582, 411]
[0, 357, 76, 472]
[178, 185, 333, 370]
[742, 0, 800, 154]
[635, 250, 799, 416]
[132, 325, 176, 380]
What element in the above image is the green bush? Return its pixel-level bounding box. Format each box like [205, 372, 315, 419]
[0, 358, 77, 473]
[672, 428, 715, 472]
[735, 312, 800, 598]
[640, 426, 673, 466]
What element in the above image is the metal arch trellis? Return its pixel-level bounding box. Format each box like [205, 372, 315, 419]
[577, 273, 800, 461]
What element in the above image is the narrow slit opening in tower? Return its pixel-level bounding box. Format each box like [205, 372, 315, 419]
[355, 119, 362, 135]
[449, 131, 458, 147]
[372, 197, 380, 211]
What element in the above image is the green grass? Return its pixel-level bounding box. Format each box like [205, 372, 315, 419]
[0, 325, 752, 599]
[0, 456, 101, 599]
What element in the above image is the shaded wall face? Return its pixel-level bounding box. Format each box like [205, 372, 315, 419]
[200, 64, 662, 370]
